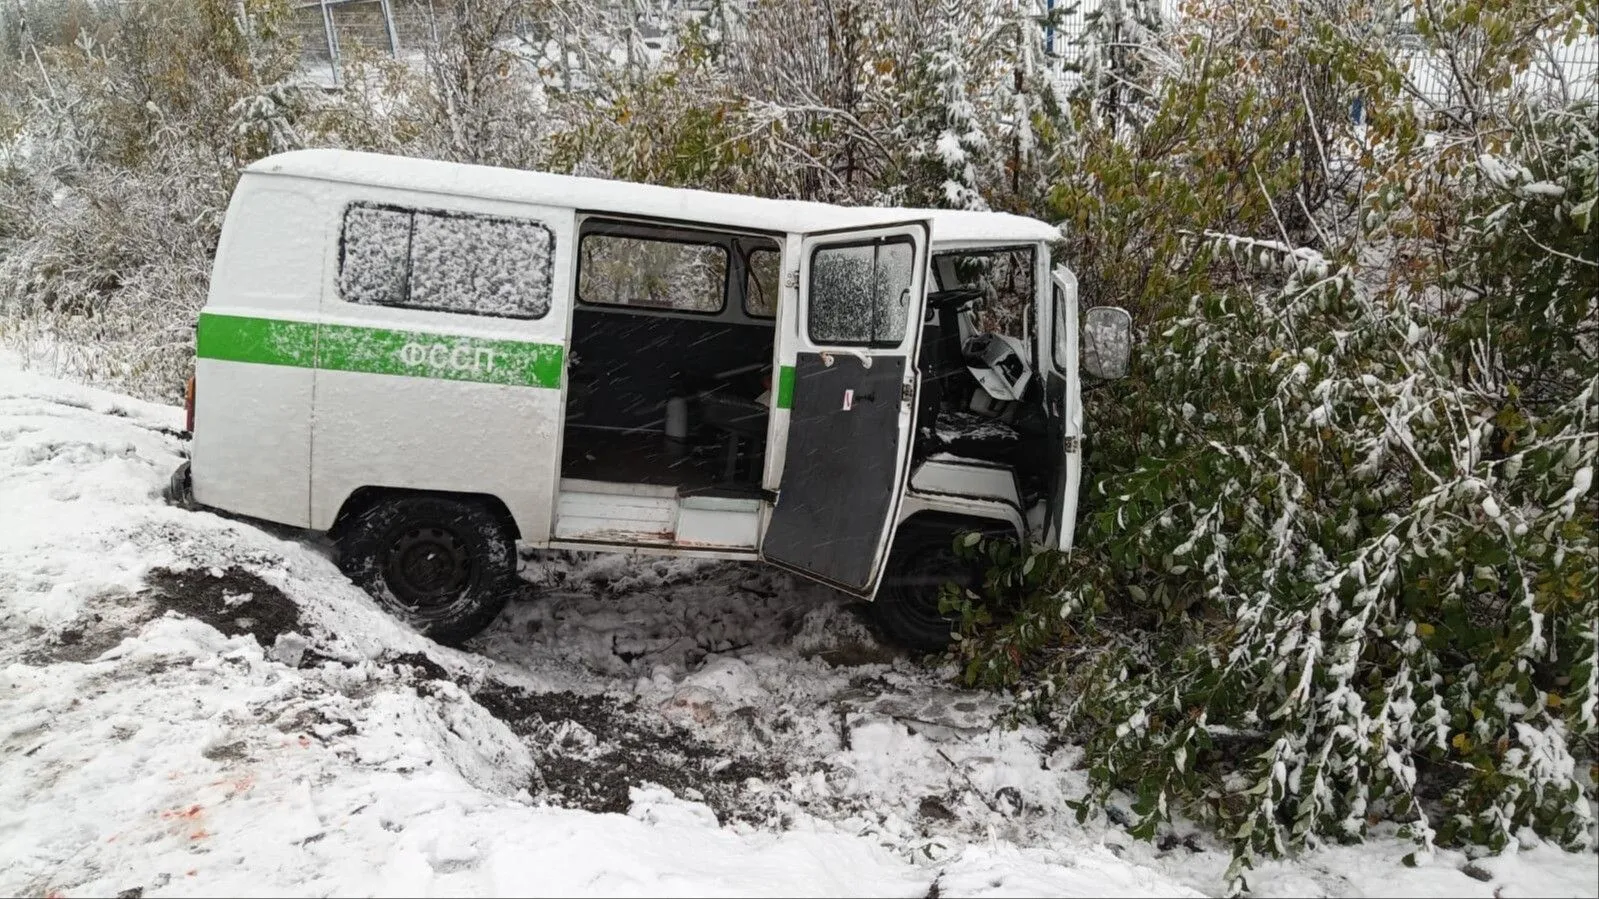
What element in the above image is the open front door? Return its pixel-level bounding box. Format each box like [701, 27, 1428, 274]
[1042, 265, 1084, 551]
[760, 221, 931, 595]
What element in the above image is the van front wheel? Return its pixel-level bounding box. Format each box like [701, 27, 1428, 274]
[869, 524, 985, 653]
[336, 495, 515, 645]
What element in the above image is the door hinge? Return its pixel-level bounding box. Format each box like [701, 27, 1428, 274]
[1063, 436, 1080, 453]
[784, 270, 800, 289]
[901, 381, 915, 405]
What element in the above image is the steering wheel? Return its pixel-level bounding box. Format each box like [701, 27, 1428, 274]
[962, 333, 992, 365]
[926, 287, 985, 311]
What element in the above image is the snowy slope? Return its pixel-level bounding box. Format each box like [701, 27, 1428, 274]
[1, 356, 1594, 898]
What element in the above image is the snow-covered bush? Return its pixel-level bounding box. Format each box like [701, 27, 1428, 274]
[0, 0, 561, 399]
[0, 0, 308, 400]
[952, 96, 1597, 886]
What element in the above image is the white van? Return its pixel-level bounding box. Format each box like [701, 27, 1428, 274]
[167, 149, 1131, 650]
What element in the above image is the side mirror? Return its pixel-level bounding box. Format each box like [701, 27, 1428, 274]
[1082, 306, 1132, 380]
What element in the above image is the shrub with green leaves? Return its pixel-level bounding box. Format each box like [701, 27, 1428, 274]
[951, 100, 1597, 886]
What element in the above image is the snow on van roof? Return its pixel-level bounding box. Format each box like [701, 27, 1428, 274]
[247, 150, 1062, 245]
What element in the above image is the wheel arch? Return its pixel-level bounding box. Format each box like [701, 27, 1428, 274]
[328, 485, 521, 543]
[893, 493, 1024, 549]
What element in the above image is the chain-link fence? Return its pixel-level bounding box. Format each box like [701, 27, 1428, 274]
[289, 0, 454, 84]
[290, 0, 1595, 104]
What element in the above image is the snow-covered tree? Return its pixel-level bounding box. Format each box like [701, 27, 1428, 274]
[1070, 0, 1164, 131]
[913, 1, 993, 210]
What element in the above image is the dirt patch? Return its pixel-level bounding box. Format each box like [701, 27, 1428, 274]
[385, 650, 452, 682]
[471, 681, 783, 824]
[143, 566, 303, 648]
[806, 639, 903, 668]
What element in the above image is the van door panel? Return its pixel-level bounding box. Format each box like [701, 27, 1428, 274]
[760, 221, 931, 595]
[760, 353, 908, 589]
[1043, 266, 1084, 552]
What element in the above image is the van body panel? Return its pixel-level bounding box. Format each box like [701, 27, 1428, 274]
[552, 481, 762, 549]
[545, 540, 759, 562]
[189, 178, 327, 527]
[307, 190, 576, 540]
[909, 457, 1022, 510]
[309, 370, 560, 537]
[898, 492, 1026, 542]
[190, 356, 315, 527]
[900, 457, 1026, 541]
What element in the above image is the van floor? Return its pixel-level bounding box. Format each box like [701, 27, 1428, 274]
[562, 427, 748, 494]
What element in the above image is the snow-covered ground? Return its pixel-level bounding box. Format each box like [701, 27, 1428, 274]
[1, 355, 1594, 898]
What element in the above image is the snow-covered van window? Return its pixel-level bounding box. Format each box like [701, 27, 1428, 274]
[339, 205, 411, 307]
[579, 234, 728, 314]
[808, 238, 914, 347]
[745, 248, 781, 318]
[338, 202, 554, 320]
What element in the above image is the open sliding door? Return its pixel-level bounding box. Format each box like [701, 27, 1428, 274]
[760, 221, 931, 595]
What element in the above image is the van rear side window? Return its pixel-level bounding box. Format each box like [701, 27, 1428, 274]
[339, 202, 554, 320]
[578, 233, 728, 314]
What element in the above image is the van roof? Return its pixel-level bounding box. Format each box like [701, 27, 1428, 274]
[247, 149, 1062, 246]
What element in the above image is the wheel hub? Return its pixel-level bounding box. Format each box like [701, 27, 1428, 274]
[385, 526, 470, 609]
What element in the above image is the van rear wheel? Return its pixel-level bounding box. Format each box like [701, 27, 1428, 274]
[336, 495, 515, 645]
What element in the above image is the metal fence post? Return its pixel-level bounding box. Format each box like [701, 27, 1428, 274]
[379, 0, 400, 56]
[319, 0, 340, 86]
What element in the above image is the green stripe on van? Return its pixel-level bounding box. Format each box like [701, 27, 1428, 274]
[196, 313, 317, 368]
[316, 322, 563, 388]
[196, 312, 564, 389]
[776, 364, 795, 410]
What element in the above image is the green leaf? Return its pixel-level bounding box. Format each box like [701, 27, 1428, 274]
[1570, 197, 1594, 234]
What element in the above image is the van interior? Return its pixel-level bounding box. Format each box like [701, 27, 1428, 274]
[915, 246, 1051, 499]
[561, 218, 781, 499]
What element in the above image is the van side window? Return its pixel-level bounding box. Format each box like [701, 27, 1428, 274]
[338, 202, 554, 320]
[340, 205, 411, 307]
[808, 238, 914, 347]
[745, 248, 780, 318]
[579, 233, 728, 314]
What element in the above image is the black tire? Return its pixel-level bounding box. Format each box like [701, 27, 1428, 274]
[335, 494, 515, 645]
[869, 523, 988, 653]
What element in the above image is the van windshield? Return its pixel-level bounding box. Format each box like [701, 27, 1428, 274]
[930, 247, 1035, 340]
